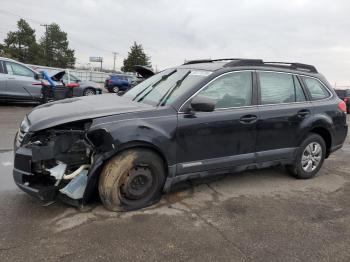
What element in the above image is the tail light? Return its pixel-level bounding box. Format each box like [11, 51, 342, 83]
[344, 97, 349, 103]
[108, 79, 113, 84]
[338, 100, 347, 113]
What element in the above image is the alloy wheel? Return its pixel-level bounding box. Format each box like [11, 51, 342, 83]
[301, 142, 322, 172]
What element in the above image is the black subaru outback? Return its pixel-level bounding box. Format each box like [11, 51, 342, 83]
[13, 59, 348, 211]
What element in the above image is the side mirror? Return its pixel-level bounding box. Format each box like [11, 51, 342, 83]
[190, 96, 215, 112]
[34, 73, 41, 80]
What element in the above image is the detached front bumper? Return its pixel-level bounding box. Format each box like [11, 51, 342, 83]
[13, 147, 57, 201]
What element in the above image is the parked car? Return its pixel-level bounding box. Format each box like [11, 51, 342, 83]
[104, 74, 134, 93]
[13, 58, 348, 211]
[0, 57, 42, 102]
[335, 89, 350, 113]
[51, 70, 102, 96]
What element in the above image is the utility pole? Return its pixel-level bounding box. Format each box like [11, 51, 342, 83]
[112, 52, 118, 72]
[40, 24, 49, 66]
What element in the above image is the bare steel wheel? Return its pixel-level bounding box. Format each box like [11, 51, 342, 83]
[287, 133, 326, 179]
[99, 149, 166, 211]
[121, 165, 154, 200]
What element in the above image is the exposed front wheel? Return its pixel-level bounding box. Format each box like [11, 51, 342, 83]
[287, 134, 326, 179]
[98, 149, 166, 211]
[83, 88, 96, 96]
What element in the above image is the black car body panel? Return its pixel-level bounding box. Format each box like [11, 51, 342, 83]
[13, 59, 348, 206]
[26, 94, 152, 132]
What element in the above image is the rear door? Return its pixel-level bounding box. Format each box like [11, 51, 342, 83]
[4, 61, 41, 101]
[255, 71, 312, 162]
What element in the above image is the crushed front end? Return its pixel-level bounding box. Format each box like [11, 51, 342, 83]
[13, 120, 94, 206]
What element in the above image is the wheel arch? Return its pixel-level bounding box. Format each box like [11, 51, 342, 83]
[309, 126, 332, 158]
[82, 140, 171, 204]
[83, 87, 96, 94]
[113, 140, 170, 173]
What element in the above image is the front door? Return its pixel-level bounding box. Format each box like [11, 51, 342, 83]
[4, 61, 41, 101]
[255, 71, 313, 162]
[176, 71, 259, 175]
[0, 61, 6, 98]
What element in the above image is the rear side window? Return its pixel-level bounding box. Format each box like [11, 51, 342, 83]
[302, 77, 330, 101]
[258, 72, 306, 105]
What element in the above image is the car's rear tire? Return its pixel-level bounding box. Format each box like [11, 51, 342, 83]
[112, 86, 119, 93]
[83, 88, 96, 96]
[287, 133, 326, 179]
[98, 149, 166, 211]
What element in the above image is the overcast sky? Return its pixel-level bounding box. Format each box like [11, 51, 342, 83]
[1, 0, 350, 85]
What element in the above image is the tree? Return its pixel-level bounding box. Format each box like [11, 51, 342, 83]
[0, 19, 40, 64]
[39, 23, 76, 68]
[122, 42, 151, 72]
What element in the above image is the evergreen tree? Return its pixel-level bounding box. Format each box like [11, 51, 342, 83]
[1, 19, 40, 64]
[39, 23, 76, 68]
[122, 42, 151, 72]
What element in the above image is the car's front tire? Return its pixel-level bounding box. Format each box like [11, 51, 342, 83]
[98, 149, 166, 211]
[287, 133, 326, 179]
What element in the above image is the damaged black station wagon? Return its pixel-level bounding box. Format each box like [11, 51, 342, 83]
[13, 59, 348, 211]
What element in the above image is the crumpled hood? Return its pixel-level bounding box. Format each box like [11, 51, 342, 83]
[26, 94, 153, 132]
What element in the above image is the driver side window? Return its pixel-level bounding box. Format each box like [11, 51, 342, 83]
[197, 71, 253, 109]
[5, 61, 35, 78]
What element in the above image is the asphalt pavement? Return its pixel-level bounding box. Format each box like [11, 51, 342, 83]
[0, 103, 349, 262]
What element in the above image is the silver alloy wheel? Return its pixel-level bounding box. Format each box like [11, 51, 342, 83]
[113, 86, 119, 93]
[301, 142, 322, 172]
[84, 89, 96, 96]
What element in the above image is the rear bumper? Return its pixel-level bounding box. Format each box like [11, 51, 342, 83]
[329, 124, 348, 155]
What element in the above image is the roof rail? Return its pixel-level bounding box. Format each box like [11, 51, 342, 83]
[183, 58, 245, 65]
[224, 60, 317, 73]
[183, 58, 318, 73]
[263, 62, 318, 73]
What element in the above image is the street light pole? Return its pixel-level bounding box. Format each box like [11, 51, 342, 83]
[112, 52, 118, 72]
[40, 24, 49, 66]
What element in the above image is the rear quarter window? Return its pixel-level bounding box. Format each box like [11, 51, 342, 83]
[302, 77, 331, 101]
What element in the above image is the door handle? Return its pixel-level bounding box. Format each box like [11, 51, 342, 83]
[240, 114, 258, 124]
[297, 109, 310, 118]
[7, 77, 15, 80]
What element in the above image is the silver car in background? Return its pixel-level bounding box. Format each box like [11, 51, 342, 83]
[0, 57, 42, 102]
[0, 57, 102, 102]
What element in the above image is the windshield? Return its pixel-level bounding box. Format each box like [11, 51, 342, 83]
[123, 68, 211, 106]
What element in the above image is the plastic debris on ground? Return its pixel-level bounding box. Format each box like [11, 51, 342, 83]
[59, 170, 88, 199]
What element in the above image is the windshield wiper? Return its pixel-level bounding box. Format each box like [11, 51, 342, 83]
[158, 70, 191, 106]
[132, 69, 177, 102]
